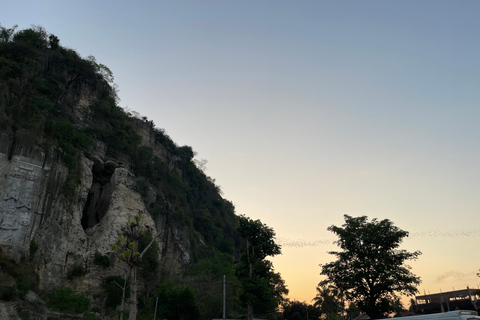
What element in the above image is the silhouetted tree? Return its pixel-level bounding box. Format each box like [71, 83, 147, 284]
[0, 23, 17, 43]
[320, 215, 421, 319]
[283, 300, 320, 320]
[313, 283, 343, 320]
[408, 298, 416, 312]
[235, 215, 288, 320]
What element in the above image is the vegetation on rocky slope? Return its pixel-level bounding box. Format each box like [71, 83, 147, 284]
[0, 23, 252, 319]
[0, 23, 240, 258]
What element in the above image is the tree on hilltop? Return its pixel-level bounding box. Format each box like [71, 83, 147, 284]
[320, 215, 421, 319]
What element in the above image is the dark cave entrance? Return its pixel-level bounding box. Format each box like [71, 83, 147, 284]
[81, 158, 116, 230]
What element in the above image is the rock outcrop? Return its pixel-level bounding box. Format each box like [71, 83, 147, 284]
[0, 26, 241, 317]
[0, 119, 191, 295]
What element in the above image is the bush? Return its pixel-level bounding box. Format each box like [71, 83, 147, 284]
[29, 239, 38, 260]
[93, 252, 110, 268]
[47, 286, 90, 314]
[135, 177, 150, 198]
[16, 280, 30, 298]
[82, 313, 101, 320]
[2, 286, 16, 300]
[19, 310, 30, 320]
[1, 280, 30, 300]
[154, 282, 200, 320]
[67, 264, 86, 280]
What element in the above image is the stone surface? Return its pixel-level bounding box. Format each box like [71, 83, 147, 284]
[0, 122, 192, 294]
[25, 291, 45, 304]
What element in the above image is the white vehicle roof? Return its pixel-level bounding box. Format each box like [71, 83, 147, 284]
[400, 311, 479, 320]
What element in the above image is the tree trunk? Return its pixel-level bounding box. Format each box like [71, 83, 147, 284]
[120, 283, 125, 320]
[128, 265, 138, 320]
[248, 304, 254, 320]
[115, 269, 130, 320]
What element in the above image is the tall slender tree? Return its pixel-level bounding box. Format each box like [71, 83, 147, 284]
[235, 215, 288, 320]
[112, 215, 160, 320]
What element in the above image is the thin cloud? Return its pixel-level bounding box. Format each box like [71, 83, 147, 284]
[277, 238, 335, 248]
[435, 270, 478, 283]
[277, 228, 480, 248]
[410, 229, 480, 238]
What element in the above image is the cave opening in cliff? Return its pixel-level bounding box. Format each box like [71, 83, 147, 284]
[81, 159, 116, 230]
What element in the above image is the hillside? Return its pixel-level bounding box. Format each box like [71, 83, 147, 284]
[0, 24, 245, 319]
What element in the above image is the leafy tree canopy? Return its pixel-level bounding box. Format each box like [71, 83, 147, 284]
[313, 283, 344, 320]
[283, 300, 320, 320]
[235, 215, 288, 320]
[153, 282, 200, 320]
[320, 215, 421, 319]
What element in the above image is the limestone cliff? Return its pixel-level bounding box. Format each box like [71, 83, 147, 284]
[0, 25, 241, 312]
[0, 99, 193, 294]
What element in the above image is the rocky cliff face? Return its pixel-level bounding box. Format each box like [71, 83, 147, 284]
[0, 116, 192, 297]
[0, 27, 241, 316]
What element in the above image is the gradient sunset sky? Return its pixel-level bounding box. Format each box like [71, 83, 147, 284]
[3, 0, 480, 304]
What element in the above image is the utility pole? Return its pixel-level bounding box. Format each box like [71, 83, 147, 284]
[223, 275, 226, 320]
[154, 296, 159, 320]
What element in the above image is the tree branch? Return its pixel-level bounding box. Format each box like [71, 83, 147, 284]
[139, 232, 162, 259]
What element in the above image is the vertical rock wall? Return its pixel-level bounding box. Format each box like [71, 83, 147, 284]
[0, 127, 192, 295]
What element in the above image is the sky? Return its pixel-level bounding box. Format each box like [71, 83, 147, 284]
[2, 0, 480, 306]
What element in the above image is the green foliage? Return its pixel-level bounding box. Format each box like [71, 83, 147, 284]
[188, 251, 235, 277]
[16, 280, 30, 299]
[320, 215, 422, 319]
[1, 26, 244, 317]
[0, 24, 105, 198]
[111, 216, 159, 319]
[82, 313, 101, 320]
[50, 118, 93, 154]
[135, 177, 150, 199]
[283, 300, 320, 320]
[345, 302, 361, 320]
[237, 215, 281, 260]
[93, 252, 110, 268]
[103, 276, 129, 310]
[235, 216, 288, 318]
[177, 145, 194, 162]
[0, 24, 102, 198]
[87, 94, 141, 158]
[46, 118, 93, 196]
[29, 239, 38, 260]
[19, 310, 31, 320]
[67, 264, 86, 280]
[0, 23, 18, 43]
[0, 250, 37, 298]
[47, 286, 91, 314]
[2, 286, 16, 300]
[185, 252, 243, 318]
[312, 283, 343, 320]
[138, 230, 159, 279]
[48, 34, 59, 49]
[153, 127, 177, 153]
[148, 282, 200, 320]
[13, 28, 47, 48]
